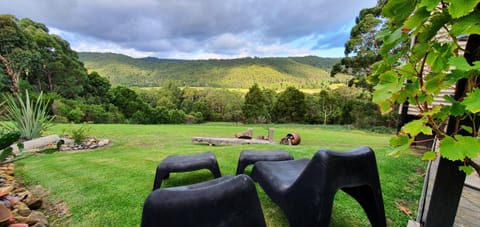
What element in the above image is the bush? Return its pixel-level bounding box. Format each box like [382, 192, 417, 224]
[2, 90, 54, 140]
[67, 108, 85, 123]
[52, 99, 125, 124]
[0, 131, 20, 162]
[82, 104, 110, 123]
[130, 110, 150, 124]
[69, 124, 91, 144]
[168, 109, 185, 124]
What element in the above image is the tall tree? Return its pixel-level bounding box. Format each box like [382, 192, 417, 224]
[330, 0, 386, 89]
[272, 87, 306, 123]
[0, 15, 88, 98]
[204, 89, 243, 122]
[157, 80, 182, 109]
[81, 71, 111, 104]
[242, 84, 270, 123]
[108, 86, 148, 119]
[0, 15, 41, 95]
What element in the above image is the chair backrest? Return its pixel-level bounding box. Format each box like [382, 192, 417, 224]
[292, 146, 380, 192]
[289, 146, 385, 227]
[141, 175, 267, 227]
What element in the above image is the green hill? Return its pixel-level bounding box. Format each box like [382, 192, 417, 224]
[79, 52, 349, 89]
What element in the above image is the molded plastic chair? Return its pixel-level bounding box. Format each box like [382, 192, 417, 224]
[152, 152, 221, 190]
[251, 146, 386, 227]
[236, 149, 293, 175]
[141, 174, 267, 227]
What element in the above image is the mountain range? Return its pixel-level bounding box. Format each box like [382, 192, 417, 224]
[79, 52, 349, 89]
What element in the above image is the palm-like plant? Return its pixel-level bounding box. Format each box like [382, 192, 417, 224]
[2, 90, 54, 140]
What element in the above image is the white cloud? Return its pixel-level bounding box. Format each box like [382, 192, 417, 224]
[3, 0, 378, 59]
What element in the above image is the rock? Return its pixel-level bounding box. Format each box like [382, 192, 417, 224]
[60, 138, 74, 146]
[0, 185, 14, 194]
[29, 211, 48, 226]
[59, 144, 72, 151]
[13, 202, 31, 217]
[0, 164, 15, 176]
[4, 175, 15, 183]
[17, 190, 42, 210]
[16, 191, 32, 203]
[14, 211, 48, 226]
[24, 196, 42, 210]
[23, 135, 60, 151]
[98, 139, 110, 147]
[8, 223, 29, 227]
[12, 185, 26, 194]
[31, 223, 47, 227]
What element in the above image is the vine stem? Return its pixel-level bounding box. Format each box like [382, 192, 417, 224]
[466, 158, 480, 177]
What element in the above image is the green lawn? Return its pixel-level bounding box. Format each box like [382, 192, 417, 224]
[15, 123, 426, 226]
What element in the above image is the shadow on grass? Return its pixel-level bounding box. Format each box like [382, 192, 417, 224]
[160, 170, 218, 188]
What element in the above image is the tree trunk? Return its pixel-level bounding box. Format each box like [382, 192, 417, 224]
[0, 54, 19, 96]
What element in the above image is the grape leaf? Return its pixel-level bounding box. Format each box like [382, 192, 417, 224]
[463, 88, 480, 113]
[459, 165, 475, 175]
[456, 135, 480, 158]
[419, 0, 441, 11]
[460, 125, 473, 134]
[383, 0, 416, 25]
[449, 56, 473, 71]
[422, 151, 437, 160]
[450, 12, 480, 35]
[403, 119, 433, 136]
[440, 136, 465, 161]
[441, 135, 480, 160]
[447, 0, 480, 19]
[404, 7, 430, 30]
[390, 134, 411, 147]
[372, 71, 403, 113]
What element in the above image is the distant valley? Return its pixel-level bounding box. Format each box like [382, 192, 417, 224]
[79, 52, 349, 89]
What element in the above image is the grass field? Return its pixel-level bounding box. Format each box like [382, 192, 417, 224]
[15, 123, 426, 226]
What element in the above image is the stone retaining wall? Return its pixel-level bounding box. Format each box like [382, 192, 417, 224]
[0, 163, 66, 226]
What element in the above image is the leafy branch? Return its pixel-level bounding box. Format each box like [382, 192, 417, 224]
[371, 0, 480, 174]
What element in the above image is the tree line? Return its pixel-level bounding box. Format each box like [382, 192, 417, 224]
[0, 14, 396, 131]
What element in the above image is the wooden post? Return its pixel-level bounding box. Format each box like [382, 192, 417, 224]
[268, 128, 274, 142]
[247, 128, 253, 138]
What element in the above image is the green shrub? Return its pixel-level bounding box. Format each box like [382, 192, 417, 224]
[82, 104, 110, 123]
[70, 124, 91, 144]
[67, 108, 85, 123]
[168, 109, 185, 124]
[130, 110, 149, 124]
[2, 90, 54, 140]
[0, 131, 20, 162]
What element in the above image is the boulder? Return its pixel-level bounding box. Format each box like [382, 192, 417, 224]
[14, 210, 48, 226]
[13, 202, 31, 217]
[0, 185, 14, 194]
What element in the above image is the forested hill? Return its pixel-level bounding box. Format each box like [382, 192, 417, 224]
[79, 52, 348, 89]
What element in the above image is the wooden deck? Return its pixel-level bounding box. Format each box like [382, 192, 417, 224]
[413, 157, 480, 226]
[192, 137, 275, 146]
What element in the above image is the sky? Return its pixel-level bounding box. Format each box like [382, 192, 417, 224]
[1, 0, 377, 59]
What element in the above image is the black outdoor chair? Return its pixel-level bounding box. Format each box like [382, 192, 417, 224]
[141, 174, 267, 227]
[152, 152, 221, 190]
[251, 146, 386, 227]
